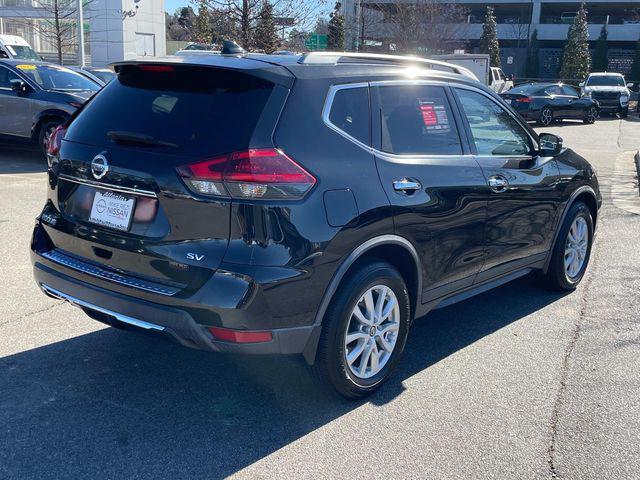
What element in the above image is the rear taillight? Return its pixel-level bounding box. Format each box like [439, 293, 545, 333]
[46, 125, 67, 167]
[176, 148, 316, 200]
[515, 97, 532, 103]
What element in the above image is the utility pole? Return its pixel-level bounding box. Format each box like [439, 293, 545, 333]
[77, 0, 85, 66]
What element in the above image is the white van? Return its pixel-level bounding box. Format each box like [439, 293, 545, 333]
[0, 34, 40, 61]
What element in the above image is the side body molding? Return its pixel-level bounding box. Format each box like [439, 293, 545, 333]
[303, 234, 421, 364]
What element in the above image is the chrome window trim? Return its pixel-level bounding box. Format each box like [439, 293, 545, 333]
[323, 79, 467, 160]
[58, 174, 157, 198]
[322, 82, 373, 153]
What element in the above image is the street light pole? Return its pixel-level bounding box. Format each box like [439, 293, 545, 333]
[77, 0, 85, 66]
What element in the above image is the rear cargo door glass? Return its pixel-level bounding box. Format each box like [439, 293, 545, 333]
[64, 65, 275, 156]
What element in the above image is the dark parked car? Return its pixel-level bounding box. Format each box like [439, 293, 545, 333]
[0, 60, 100, 153]
[68, 66, 116, 86]
[31, 53, 601, 398]
[500, 82, 598, 126]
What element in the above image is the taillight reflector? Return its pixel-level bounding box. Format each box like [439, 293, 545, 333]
[516, 97, 532, 103]
[47, 125, 67, 157]
[176, 148, 316, 200]
[209, 327, 273, 343]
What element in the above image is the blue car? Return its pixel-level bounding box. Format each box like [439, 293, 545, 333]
[500, 82, 599, 126]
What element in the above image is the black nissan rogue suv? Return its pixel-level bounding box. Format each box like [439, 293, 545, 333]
[31, 52, 601, 398]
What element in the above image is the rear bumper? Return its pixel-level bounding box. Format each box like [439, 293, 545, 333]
[33, 259, 320, 357]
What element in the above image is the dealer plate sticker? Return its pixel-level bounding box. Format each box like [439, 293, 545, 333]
[89, 191, 135, 231]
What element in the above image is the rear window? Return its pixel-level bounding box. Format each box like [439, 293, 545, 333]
[65, 65, 275, 156]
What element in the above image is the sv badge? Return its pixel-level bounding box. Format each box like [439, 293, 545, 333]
[186, 253, 205, 261]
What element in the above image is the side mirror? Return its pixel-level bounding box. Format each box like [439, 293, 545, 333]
[627, 82, 634, 89]
[579, 81, 585, 87]
[10, 79, 30, 95]
[0, 48, 8, 59]
[507, 74, 514, 81]
[539, 133, 563, 156]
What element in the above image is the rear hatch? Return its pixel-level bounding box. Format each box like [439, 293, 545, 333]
[45, 62, 290, 294]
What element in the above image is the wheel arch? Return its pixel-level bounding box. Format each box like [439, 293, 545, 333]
[543, 185, 598, 273]
[31, 109, 70, 142]
[303, 235, 421, 364]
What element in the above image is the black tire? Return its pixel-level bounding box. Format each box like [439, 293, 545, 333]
[583, 106, 597, 124]
[538, 106, 553, 126]
[311, 260, 411, 398]
[620, 107, 629, 119]
[38, 120, 62, 156]
[542, 201, 594, 291]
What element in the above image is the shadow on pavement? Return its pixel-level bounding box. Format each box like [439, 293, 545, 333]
[0, 274, 566, 479]
[0, 143, 45, 174]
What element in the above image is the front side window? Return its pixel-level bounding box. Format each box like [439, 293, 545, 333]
[375, 84, 462, 155]
[455, 88, 531, 156]
[0, 66, 19, 89]
[328, 86, 370, 145]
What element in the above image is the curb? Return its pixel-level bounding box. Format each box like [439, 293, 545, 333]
[635, 151, 640, 197]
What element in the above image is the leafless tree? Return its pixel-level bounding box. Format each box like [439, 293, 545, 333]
[8, 0, 90, 64]
[385, 0, 469, 55]
[199, 0, 327, 50]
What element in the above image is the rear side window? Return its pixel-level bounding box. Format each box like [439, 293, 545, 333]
[65, 66, 275, 156]
[561, 85, 579, 97]
[375, 84, 462, 155]
[328, 86, 370, 145]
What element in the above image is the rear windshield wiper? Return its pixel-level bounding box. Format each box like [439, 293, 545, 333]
[107, 131, 179, 148]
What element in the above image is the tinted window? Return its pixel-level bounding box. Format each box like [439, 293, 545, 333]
[329, 86, 370, 145]
[561, 85, 579, 97]
[544, 85, 563, 96]
[586, 75, 625, 87]
[0, 65, 19, 89]
[455, 88, 531, 156]
[375, 85, 462, 155]
[65, 66, 275, 156]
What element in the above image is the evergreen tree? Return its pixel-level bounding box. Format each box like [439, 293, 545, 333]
[479, 6, 500, 67]
[525, 29, 540, 78]
[559, 3, 591, 80]
[593, 24, 608, 71]
[254, 2, 279, 53]
[327, 2, 345, 51]
[194, 0, 212, 43]
[630, 35, 640, 81]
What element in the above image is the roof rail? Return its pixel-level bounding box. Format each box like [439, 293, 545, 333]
[298, 52, 479, 81]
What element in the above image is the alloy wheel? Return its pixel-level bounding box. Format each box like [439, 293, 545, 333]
[564, 217, 588, 279]
[344, 285, 400, 379]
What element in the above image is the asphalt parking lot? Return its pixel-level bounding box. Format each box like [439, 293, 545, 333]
[1, 117, 640, 479]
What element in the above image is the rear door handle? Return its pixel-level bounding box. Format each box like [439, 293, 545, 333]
[487, 175, 509, 193]
[393, 178, 421, 193]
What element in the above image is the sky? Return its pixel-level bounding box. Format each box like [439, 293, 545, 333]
[165, 0, 189, 15]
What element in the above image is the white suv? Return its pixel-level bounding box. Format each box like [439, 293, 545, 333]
[581, 72, 631, 118]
